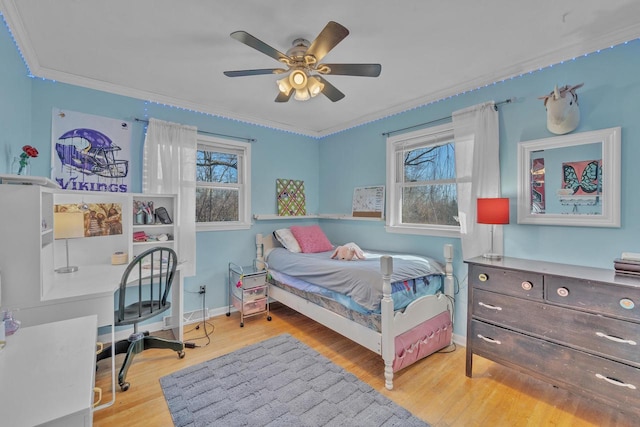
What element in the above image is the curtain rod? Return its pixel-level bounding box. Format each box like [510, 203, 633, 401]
[134, 118, 256, 143]
[382, 98, 515, 137]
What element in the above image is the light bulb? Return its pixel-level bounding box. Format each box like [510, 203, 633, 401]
[307, 76, 324, 97]
[277, 77, 292, 95]
[294, 88, 310, 101]
[289, 70, 307, 90]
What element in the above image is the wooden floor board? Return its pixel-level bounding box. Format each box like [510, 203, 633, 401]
[93, 304, 636, 426]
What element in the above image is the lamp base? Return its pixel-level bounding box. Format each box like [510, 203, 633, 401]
[56, 265, 79, 274]
[482, 253, 502, 260]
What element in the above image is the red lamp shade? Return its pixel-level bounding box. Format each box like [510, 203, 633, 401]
[477, 198, 510, 224]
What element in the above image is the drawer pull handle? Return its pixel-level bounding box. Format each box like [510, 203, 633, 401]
[595, 332, 637, 346]
[478, 302, 503, 311]
[595, 374, 637, 390]
[477, 334, 501, 345]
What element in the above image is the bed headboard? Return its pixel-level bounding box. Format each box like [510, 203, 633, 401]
[256, 233, 281, 266]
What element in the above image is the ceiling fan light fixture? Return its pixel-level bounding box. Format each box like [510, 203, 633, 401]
[294, 88, 310, 101]
[307, 76, 324, 97]
[289, 70, 307, 90]
[277, 76, 292, 95]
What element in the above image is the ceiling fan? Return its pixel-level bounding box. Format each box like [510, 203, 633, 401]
[223, 21, 381, 102]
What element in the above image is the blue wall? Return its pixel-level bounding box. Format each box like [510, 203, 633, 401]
[3, 18, 640, 338]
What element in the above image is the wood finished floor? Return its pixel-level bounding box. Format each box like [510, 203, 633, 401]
[93, 303, 635, 427]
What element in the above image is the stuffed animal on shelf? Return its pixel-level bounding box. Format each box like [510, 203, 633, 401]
[331, 242, 366, 260]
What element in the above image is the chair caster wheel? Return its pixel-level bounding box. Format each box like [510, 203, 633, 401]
[226, 312, 230, 317]
[240, 322, 244, 327]
[267, 316, 272, 321]
[178, 350, 185, 359]
[120, 382, 130, 392]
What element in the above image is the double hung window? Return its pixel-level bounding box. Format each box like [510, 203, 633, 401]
[386, 123, 461, 237]
[196, 135, 251, 230]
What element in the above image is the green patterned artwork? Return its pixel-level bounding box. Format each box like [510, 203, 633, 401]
[276, 179, 306, 216]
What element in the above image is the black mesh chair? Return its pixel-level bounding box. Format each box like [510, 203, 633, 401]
[97, 247, 185, 391]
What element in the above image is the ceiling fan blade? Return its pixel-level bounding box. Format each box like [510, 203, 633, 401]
[306, 21, 349, 63]
[224, 68, 287, 77]
[275, 90, 293, 102]
[319, 63, 381, 77]
[315, 76, 345, 102]
[230, 31, 289, 62]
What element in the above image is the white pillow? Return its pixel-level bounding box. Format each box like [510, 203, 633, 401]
[273, 228, 302, 253]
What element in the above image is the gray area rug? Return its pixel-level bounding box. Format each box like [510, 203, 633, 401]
[160, 334, 429, 427]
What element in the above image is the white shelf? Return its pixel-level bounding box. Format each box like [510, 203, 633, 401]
[318, 213, 385, 221]
[253, 214, 319, 220]
[253, 213, 384, 221]
[133, 240, 175, 246]
[132, 223, 174, 229]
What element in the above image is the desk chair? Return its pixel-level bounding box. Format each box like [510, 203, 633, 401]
[97, 247, 185, 391]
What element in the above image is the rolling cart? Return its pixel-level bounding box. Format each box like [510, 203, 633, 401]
[226, 260, 271, 327]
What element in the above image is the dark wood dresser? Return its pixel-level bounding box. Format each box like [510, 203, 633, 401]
[465, 256, 640, 416]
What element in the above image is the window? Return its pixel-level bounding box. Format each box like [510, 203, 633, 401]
[196, 135, 251, 231]
[386, 123, 461, 237]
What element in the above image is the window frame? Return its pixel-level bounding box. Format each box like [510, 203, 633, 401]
[195, 134, 251, 231]
[385, 122, 462, 238]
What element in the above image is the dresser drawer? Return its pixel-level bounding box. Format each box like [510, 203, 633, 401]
[469, 264, 543, 300]
[546, 275, 640, 322]
[471, 320, 640, 410]
[472, 289, 640, 366]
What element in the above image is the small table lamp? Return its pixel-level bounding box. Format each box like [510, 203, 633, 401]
[54, 212, 85, 273]
[477, 198, 509, 259]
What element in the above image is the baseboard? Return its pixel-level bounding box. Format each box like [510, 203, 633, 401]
[452, 332, 466, 347]
[97, 306, 233, 343]
[163, 307, 212, 328]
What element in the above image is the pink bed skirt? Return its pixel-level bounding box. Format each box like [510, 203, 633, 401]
[393, 310, 452, 372]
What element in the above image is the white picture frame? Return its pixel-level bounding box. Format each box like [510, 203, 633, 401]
[517, 127, 621, 227]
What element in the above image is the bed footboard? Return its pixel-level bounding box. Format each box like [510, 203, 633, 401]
[380, 245, 454, 390]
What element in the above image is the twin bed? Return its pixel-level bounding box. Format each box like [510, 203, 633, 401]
[255, 230, 455, 390]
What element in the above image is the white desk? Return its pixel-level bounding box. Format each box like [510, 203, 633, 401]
[34, 263, 184, 341]
[0, 315, 98, 427]
[35, 263, 184, 410]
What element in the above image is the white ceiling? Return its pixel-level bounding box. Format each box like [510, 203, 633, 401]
[3, 0, 640, 137]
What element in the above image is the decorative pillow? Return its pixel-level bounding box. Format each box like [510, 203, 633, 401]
[273, 228, 301, 253]
[290, 225, 333, 253]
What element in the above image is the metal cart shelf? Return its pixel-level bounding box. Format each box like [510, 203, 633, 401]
[226, 260, 271, 327]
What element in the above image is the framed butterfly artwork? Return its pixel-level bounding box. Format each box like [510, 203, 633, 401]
[517, 127, 621, 227]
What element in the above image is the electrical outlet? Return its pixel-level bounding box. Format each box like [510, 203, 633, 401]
[199, 285, 206, 294]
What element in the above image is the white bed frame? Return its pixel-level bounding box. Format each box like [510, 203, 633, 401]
[256, 233, 455, 390]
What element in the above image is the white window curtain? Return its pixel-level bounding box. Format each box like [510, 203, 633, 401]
[143, 118, 197, 277]
[452, 102, 501, 259]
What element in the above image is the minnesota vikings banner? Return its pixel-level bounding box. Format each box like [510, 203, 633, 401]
[51, 108, 131, 192]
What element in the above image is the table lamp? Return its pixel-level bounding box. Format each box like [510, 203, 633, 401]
[54, 212, 85, 273]
[477, 197, 509, 259]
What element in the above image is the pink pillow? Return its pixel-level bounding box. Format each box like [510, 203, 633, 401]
[290, 225, 333, 253]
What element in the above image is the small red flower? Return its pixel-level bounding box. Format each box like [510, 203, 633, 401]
[22, 145, 39, 158]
